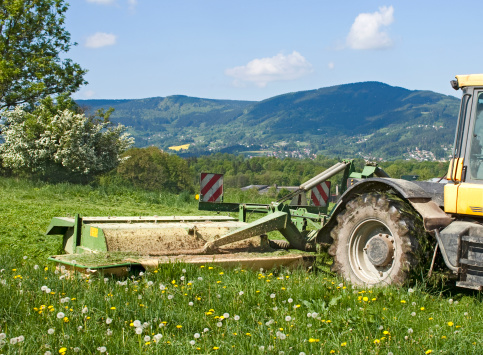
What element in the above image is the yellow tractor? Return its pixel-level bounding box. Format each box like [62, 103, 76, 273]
[321, 74, 483, 290]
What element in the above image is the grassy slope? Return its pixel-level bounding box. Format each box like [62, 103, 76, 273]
[0, 178, 482, 354]
[0, 178, 202, 258]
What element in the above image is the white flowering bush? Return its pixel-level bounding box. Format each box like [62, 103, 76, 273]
[0, 103, 134, 179]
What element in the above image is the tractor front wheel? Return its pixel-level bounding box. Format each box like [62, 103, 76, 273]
[328, 193, 427, 286]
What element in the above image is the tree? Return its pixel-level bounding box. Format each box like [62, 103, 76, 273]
[117, 147, 193, 193]
[0, 0, 87, 109]
[0, 97, 134, 181]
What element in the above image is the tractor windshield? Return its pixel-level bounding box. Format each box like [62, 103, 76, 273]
[469, 92, 483, 179]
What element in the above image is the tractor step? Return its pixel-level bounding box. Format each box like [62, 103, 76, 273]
[455, 281, 483, 291]
[459, 258, 483, 268]
[458, 231, 483, 290]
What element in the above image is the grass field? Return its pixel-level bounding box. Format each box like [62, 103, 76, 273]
[0, 177, 482, 354]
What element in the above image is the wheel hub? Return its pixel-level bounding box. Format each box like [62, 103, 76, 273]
[365, 233, 394, 267]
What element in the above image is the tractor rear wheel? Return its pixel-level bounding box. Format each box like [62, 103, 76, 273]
[328, 193, 427, 286]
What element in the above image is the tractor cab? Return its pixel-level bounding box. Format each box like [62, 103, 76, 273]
[445, 75, 483, 216]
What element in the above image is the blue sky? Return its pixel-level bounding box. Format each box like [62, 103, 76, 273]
[66, 1, 481, 101]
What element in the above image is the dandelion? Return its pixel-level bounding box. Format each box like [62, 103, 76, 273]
[234, 315, 240, 321]
[408, 288, 414, 293]
[189, 302, 194, 306]
[133, 320, 141, 327]
[270, 293, 276, 298]
[223, 313, 229, 318]
[159, 284, 166, 291]
[411, 312, 416, 316]
[307, 323, 312, 328]
[168, 295, 174, 300]
[176, 325, 182, 329]
[57, 312, 65, 319]
[106, 318, 112, 324]
[238, 291, 244, 296]
[74, 347, 81, 352]
[408, 328, 413, 334]
[194, 333, 201, 338]
[98, 346, 107, 353]
[288, 298, 293, 303]
[190, 340, 195, 345]
[144, 335, 151, 342]
[107, 329, 113, 336]
[447, 321, 454, 327]
[203, 328, 209, 332]
[285, 316, 292, 322]
[425, 351, 433, 354]
[448, 299, 453, 304]
[135, 327, 143, 335]
[154, 334, 163, 341]
[216, 322, 223, 327]
[82, 307, 88, 314]
[45, 352, 52, 355]
[273, 306, 278, 311]
[48, 328, 55, 335]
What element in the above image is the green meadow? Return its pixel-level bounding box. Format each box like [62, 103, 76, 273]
[0, 177, 482, 354]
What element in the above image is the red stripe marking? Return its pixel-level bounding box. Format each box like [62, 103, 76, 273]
[311, 191, 321, 206]
[201, 175, 221, 196]
[208, 185, 223, 202]
[316, 184, 328, 202]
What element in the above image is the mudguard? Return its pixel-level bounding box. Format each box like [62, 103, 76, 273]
[316, 178, 453, 245]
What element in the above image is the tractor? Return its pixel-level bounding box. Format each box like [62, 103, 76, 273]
[47, 75, 483, 290]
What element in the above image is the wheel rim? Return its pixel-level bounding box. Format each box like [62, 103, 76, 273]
[348, 218, 396, 284]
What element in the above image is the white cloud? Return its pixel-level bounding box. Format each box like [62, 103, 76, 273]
[85, 32, 117, 48]
[86, 0, 116, 4]
[346, 6, 394, 50]
[80, 90, 96, 99]
[127, 0, 137, 10]
[225, 51, 313, 88]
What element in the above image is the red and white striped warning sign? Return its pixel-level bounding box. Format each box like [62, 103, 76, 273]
[200, 173, 224, 202]
[310, 181, 331, 207]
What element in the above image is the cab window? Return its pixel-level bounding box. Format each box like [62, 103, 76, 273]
[469, 92, 483, 179]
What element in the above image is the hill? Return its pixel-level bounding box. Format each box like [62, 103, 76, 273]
[77, 82, 460, 161]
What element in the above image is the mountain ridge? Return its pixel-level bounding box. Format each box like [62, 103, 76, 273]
[77, 81, 460, 161]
